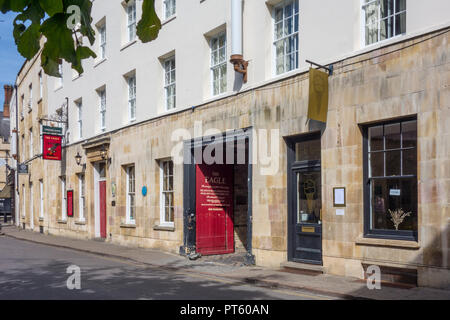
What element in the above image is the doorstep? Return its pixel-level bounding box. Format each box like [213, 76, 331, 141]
[280, 261, 325, 275]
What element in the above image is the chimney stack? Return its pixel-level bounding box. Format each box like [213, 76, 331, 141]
[3, 85, 13, 118]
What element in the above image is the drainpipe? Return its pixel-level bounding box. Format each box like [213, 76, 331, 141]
[230, 0, 249, 83]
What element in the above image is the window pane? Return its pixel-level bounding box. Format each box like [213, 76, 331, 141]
[295, 138, 321, 162]
[380, 0, 394, 18]
[369, 125, 383, 151]
[370, 152, 384, 177]
[385, 123, 401, 149]
[395, 0, 406, 12]
[403, 149, 417, 176]
[371, 178, 417, 231]
[380, 16, 394, 41]
[395, 11, 406, 35]
[386, 150, 401, 176]
[402, 120, 417, 148]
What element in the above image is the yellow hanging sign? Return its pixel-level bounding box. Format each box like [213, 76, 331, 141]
[307, 68, 329, 123]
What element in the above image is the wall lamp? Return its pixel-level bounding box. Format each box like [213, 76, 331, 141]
[75, 152, 86, 170]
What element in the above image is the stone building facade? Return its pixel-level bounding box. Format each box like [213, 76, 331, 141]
[13, 0, 450, 289]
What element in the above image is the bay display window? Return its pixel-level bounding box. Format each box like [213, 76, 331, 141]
[364, 118, 418, 240]
[99, 89, 106, 131]
[164, 57, 176, 110]
[126, 166, 136, 224]
[127, 1, 136, 42]
[274, 0, 299, 75]
[210, 33, 227, 96]
[164, 0, 176, 20]
[128, 75, 136, 121]
[160, 160, 174, 226]
[362, 0, 406, 46]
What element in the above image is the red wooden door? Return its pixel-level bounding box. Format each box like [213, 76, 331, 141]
[196, 164, 234, 255]
[99, 181, 107, 238]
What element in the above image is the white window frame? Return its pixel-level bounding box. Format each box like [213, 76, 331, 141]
[78, 174, 85, 222]
[159, 160, 174, 227]
[126, 165, 136, 224]
[210, 32, 227, 96]
[99, 24, 107, 59]
[164, 56, 176, 111]
[61, 177, 67, 221]
[361, 0, 406, 47]
[39, 180, 44, 219]
[128, 75, 136, 122]
[99, 89, 106, 132]
[76, 100, 83, 139]
[127, 1, 137, 42]
[273, 0, 299, 76]
[163, 0, 176, 20]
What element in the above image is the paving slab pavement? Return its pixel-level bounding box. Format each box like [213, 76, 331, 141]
[2, 225, 449, 300]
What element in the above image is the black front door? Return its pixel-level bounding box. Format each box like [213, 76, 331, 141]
[287, 133, 323, 265]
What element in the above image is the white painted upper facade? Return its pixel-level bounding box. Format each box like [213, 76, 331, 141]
[47, 0, 450, 143]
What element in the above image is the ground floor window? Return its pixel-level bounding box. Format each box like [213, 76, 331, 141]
[160, 160, 174, 226]
[126, 165, 135, 224]
[78, 174, 85, 222]
[61, 177, 67, 221]
[364, 118, 417, 240]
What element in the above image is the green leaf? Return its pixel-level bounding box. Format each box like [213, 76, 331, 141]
[39, 0, 63, 16]
[16, 22, 41, 59]
[40, 13, 77, 76]
[72, 45, 96, 74]
[136, 0, 161, 43]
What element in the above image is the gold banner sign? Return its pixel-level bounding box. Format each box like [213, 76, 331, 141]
[302, 226, 315, 233]
[307, 68, 329, 123]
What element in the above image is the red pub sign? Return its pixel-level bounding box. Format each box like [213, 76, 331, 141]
[43, 134, 62, 161]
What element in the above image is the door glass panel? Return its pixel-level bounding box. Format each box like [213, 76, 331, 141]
[98, 162, 106, 178]
[295, 138, 321, 162]
[296, 171, 322, 224]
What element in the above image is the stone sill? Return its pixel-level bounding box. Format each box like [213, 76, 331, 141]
[38, 218, 44, 222]
[75, 220, 86, 225]
[355, 236, 420, 249]
[120, 223, 136, 229]
[281, 261, 325, 274]
[57, 220, 67, 224]
[120, 40, 137, 52]
[153, 225, 175, 232]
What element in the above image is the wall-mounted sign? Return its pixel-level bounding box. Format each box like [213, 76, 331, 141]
[43, 135, 62, 161]
[308, 68, 329, 123]
[67, 190, 74, 217]
[336, 208, 345, 216]
[389, 189, 401, 196]
[142, 186, 147, 197]
[18, 164, 28, 174]
[333, 187, 346, 207]
[43, 125, 63, 136]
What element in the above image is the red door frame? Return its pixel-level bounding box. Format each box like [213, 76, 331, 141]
[99, 181, 107, 238]
[196, 164, 234, 255]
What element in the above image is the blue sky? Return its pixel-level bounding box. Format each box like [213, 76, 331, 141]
[0, 12, 26, 111]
